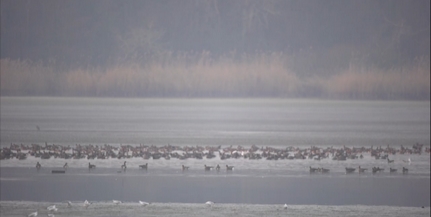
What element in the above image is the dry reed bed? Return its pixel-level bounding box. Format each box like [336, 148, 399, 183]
[1, 53, 429, 99]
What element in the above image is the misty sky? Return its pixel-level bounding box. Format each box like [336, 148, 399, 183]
[1, 0, 429, 65]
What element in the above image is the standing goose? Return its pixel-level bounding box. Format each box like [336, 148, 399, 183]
[121, 161, 127, 171]
[88, 162, 96, 169]
[358, 166, 367, 173]
[320, 167, 330, 173]
[36, 162, 41, 170]
[309, 166, 318, 173]
[372, 167, 384, 174]
[139, 163, 148, 170]
[389, 168, 397, 173]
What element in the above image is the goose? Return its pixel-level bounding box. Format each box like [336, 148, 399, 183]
[215, 164, 220, 171]
[319, 168, 330, 173]
[372, 167, 384, 174]
[36, 162, 41, 170]
[28, 211, 38, 217]
[402, 167, 409, 174]
[387, 158, 394, 163]
[204, 165, 213, 171]
[121, 161, 127, 170]
[309, 166, 318, 173]
[88, 163, 96, 169]
[47, 205, 57, 212]
[139, 163, 148, 170]
[345, 167, 356, 173]
[182, 165, 189, 171]
[205, 201, 214, 206]
[63, 163, 68, 169]
[358, 166, 367, 173]
[139, 201, 150, 206]
[389, 168, 397, 173]
[66, 201, 73, 207]
[47, 214, 55, 217]
[226, 165, 234, 171]
[283, 204, 288, 210]
[113, 200, 122, 205]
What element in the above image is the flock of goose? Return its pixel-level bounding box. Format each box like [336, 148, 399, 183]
[14, 143, 425, 217]
[308, 165, 410, 174]
[17, 142, 416, 174]
[20, 142, 418, 174]
[36, 160, 238, 172]
[15, 142, 426, 217]
[86, 161, 234, 172]
[1, 142, 428, 161]
[33, 157, 413, 175]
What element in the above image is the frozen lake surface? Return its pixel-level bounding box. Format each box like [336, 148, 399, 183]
[1, 97, 429, 148]
[0, 201, 429, 217]
[1, 97, 430, 216]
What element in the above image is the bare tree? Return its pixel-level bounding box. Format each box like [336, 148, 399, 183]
[240, 0, 279, 39]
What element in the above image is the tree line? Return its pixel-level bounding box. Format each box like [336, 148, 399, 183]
[0, 0, 429, 99]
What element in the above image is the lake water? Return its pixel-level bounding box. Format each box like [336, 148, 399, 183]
[1, 97, 429, 148]
[0, 97, 430, 216]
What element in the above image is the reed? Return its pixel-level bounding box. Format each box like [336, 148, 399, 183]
[0, 59, 59, 96]
[1, 53, 429, 100]
[325, 61, 430, 100]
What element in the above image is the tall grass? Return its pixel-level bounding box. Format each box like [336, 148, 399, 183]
[326, 60, 430, 100]
[0, 59, 59, 96]
[1, 52, 429, 100]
